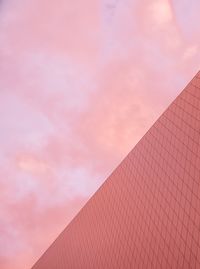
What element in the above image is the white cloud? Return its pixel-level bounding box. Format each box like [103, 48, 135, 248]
[183, 45, 198, 60]
[149, 0, 173, 27]
[0, 91, 55, 151]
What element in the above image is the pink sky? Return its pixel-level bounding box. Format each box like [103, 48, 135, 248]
[0, 0, 200, 268]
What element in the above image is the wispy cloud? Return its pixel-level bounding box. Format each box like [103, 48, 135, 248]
[0, 0, 200, 268]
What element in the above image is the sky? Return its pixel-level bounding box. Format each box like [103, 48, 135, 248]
[0, 0, 200, 268]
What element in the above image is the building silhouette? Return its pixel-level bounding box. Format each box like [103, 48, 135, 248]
[32, 71, 200, 268]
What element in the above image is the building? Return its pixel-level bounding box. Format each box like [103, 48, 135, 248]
[32, 71, 200, 268]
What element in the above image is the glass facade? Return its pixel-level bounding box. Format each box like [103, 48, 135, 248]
[32, 71, 200, 268]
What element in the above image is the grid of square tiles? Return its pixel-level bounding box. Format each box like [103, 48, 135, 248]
[32, 72, 200, 269]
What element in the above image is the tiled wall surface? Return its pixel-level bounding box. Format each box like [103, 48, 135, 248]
[32, 71, 200, 269]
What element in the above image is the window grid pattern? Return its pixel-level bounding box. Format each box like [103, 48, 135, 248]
[32, 71, 200, 269]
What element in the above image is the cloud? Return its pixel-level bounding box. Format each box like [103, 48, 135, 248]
[183, 45, 199, 60]
[149, 0, 173, 26]
[17, 155, 49, 174]
[0, 1, 200, 269]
